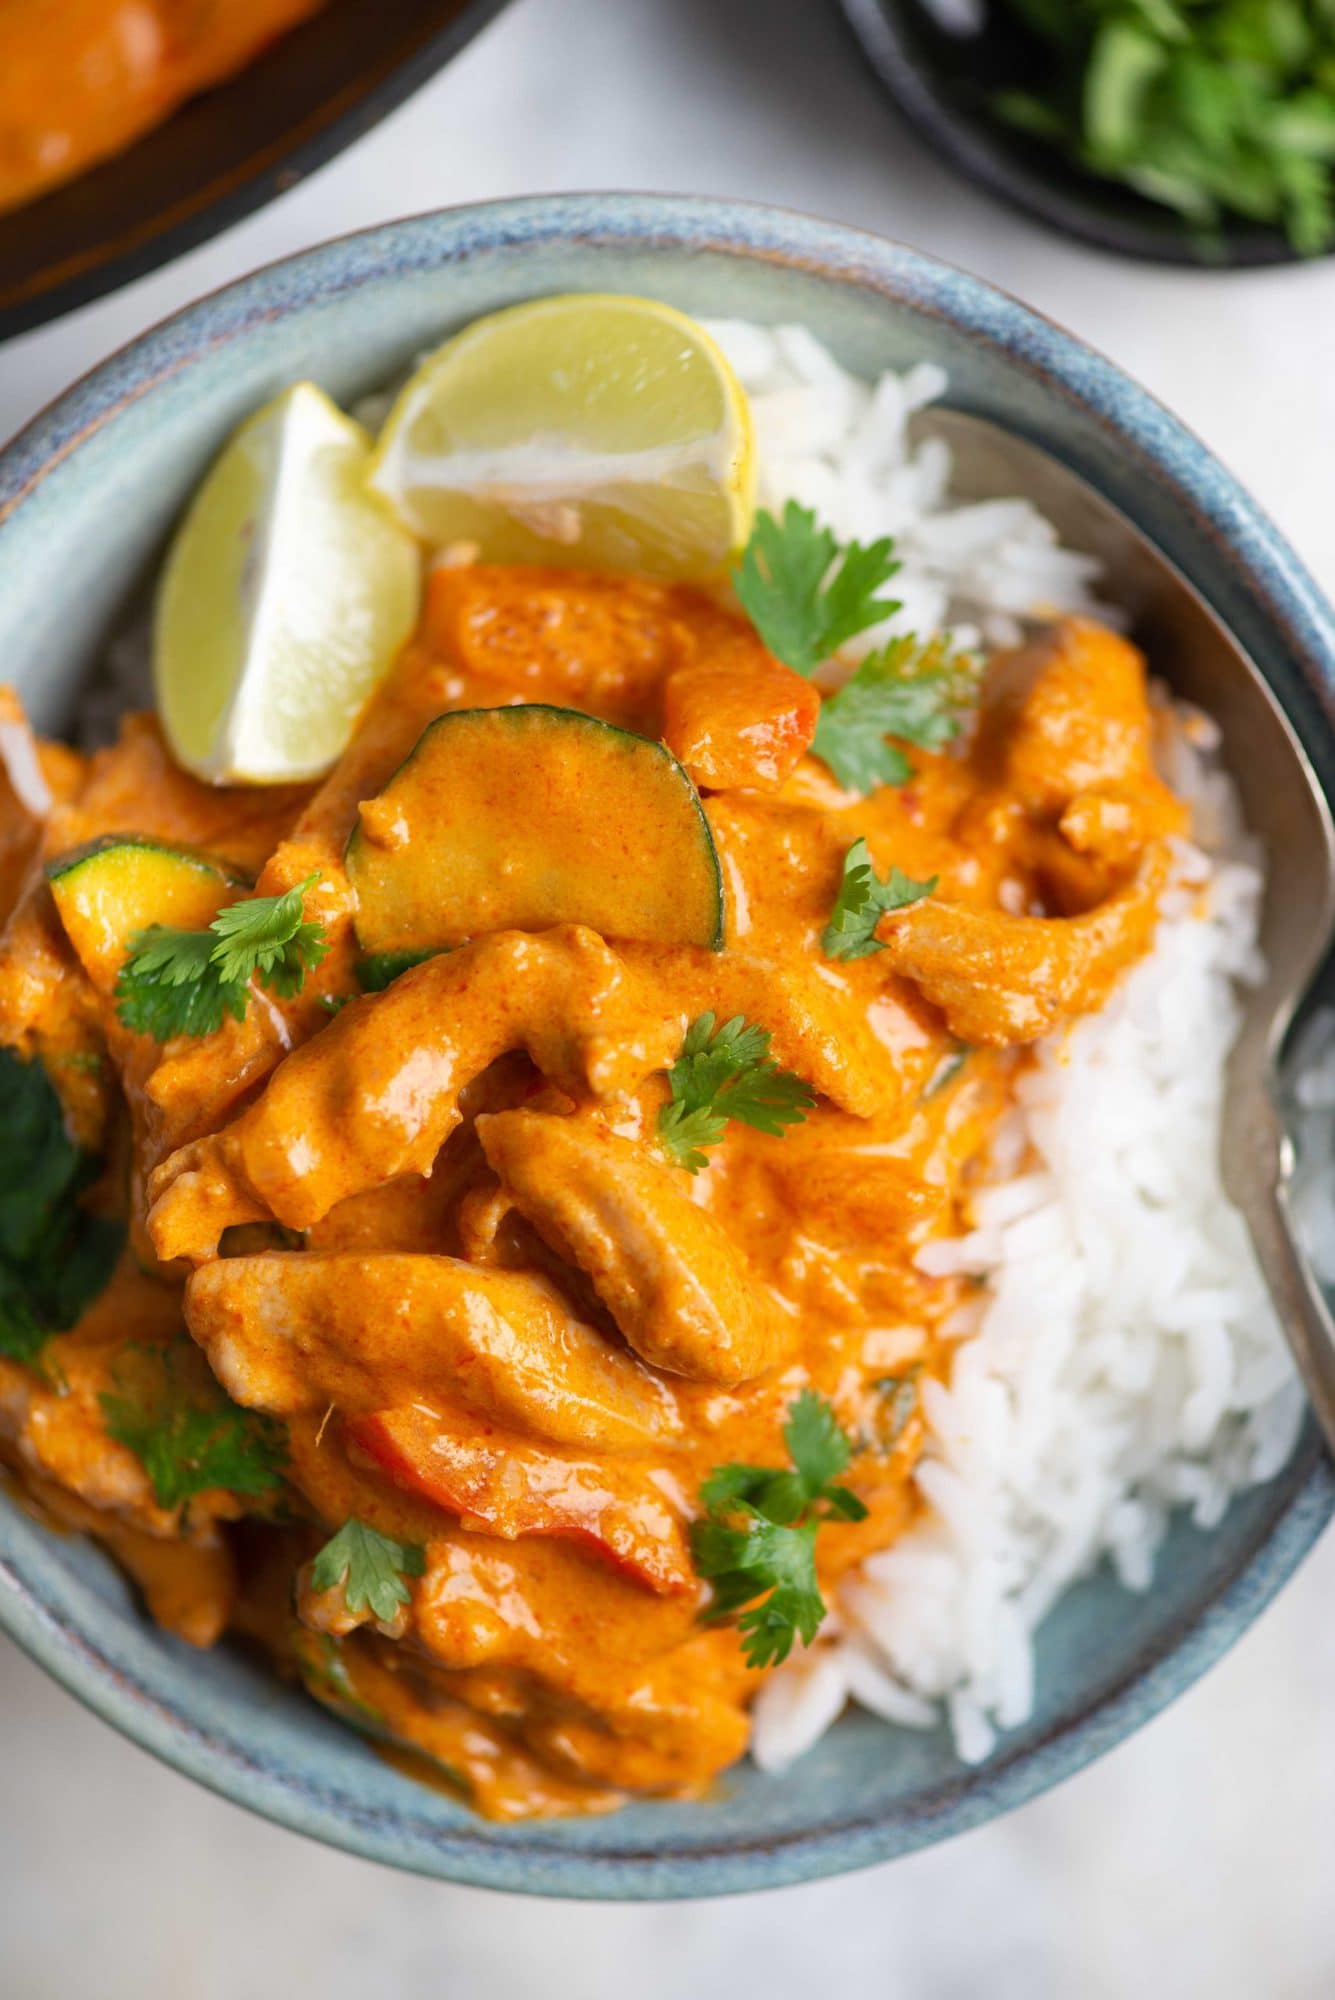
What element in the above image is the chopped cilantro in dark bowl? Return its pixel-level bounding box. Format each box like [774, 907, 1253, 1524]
[840, 0, 1335, 266]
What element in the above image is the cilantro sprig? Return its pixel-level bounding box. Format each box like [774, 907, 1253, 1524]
[100, 1342, 286, 1511]
[657, 1012, 816, 1173]
[0, 1048, 123, 1366]
[873, 1366, 923, 1450]
[812, 634, 981, 795]
[115, 875, 328, 1041]
[310, 1517, 426, 1624]
[822, 840, 937, 962]
[734, 502, 902, 677]
[733, 506, 980, 795]
[692, 1390, 868, 1670]
[996, 0, 1335, 256]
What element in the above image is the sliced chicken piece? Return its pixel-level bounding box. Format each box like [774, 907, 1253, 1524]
[10, 1463, 235, 1647]
[967, 618, 1186, 910]
[346, 1404, 695, 1597]
[973, 618, 1166, 812]
[148, 925, 668, 1261]
[147, 899, 900, 1269]
[290, 1625, 627, 1819]
[185, 1250, 680, 1450]
[763, 1150, 947, 1247]
[619, 941, 897, 1120]
[876, 844, 1168, 1045]
[46, 712, 307, 874]
[477, 1109, 793, 1386]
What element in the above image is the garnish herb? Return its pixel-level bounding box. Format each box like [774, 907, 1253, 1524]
[115, 875, 328, 1041]
[310, 1517, 426, 1624]
[822, 839, 937, 962]
[657, 1012, 816, 1173]
[873, 1366, 923, 1449]
[734, 503, 902, 677]
[692, 1390, 868, 1669]
[734, 506, 980, 793]
[100, 1342, 287, 1510]
[811, 634, 980, 796]
[996, 0, 1335, 256]
[922, 1043, 970, 1101]
[0, 1047, 123, 1366]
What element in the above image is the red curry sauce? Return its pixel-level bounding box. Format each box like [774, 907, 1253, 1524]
[0, 571, 1184, 1818]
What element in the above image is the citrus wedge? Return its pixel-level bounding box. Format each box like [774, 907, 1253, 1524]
[154, 382, 421, 785]
[366, 295, 754, 580]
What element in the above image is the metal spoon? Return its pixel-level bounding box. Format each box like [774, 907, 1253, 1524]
[914, 408, 1335, 1451]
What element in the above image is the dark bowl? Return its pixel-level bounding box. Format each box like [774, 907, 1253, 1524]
[0, 0, 510, 344]
[838, 0, 1310, 269]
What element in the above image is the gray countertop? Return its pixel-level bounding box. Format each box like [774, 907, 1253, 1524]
[3, 2, 1334, 1993]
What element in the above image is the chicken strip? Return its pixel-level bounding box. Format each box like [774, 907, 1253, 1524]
[147, 915, 898, 1266]
[477, 1109, 793, 1386]
[185, 1251, 680, 1450]
[876, 844, 1168, 1045]
[147, 925, 666, 1260]
[968, 618, 1186, 908]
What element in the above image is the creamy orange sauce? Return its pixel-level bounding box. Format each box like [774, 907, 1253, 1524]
[0, 574, 1185, 1819]
[0, 0, 329, 215]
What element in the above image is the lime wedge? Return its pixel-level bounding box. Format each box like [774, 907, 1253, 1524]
[154, 382, 421, 784]
[366, 295, 755, 580]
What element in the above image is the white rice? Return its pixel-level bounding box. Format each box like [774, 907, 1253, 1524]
[709, 324, 1306, 1774]
[704, 317, 1117, 655]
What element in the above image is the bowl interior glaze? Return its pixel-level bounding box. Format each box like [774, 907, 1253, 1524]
[1, 194, 1333, 1896]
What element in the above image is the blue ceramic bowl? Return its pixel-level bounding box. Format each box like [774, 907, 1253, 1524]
[1, 194, 1332, 1898]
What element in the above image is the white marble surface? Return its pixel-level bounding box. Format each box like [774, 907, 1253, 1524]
[3, 1, 1335, 1992]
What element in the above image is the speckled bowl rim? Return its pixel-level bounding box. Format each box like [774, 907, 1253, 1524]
[1, 192, 1333, 1898]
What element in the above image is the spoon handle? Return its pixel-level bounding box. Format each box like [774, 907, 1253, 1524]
[1231, 1079, 1335, 1456]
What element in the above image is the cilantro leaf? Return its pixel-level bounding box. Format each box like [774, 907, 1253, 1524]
[783, 1386, 855, 1495]
[310, 1516, 426, 1624]
[208, 877, 328, 996]
[995, 0, 1335, 256]
[734, 503, 902, 676]
[873, 1366, 924, 1449]
[657, 1012, 816, 1172]
[821, 840, 937, 962]
[115, 929, 246, 1040]
[100, 1341, 286, 1511]
[811, 634, 981, 795]
[0, 1268, 46, 1368]
[0, 1048, 123, 1366]
[115, 875, 328, 1042]
[692, 1390, 868, 1670]
[922, 1044, 970, 1101]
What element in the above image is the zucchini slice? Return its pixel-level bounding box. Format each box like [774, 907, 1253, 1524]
[47, 836, 249, 991]
[346, 705, 725, 953]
